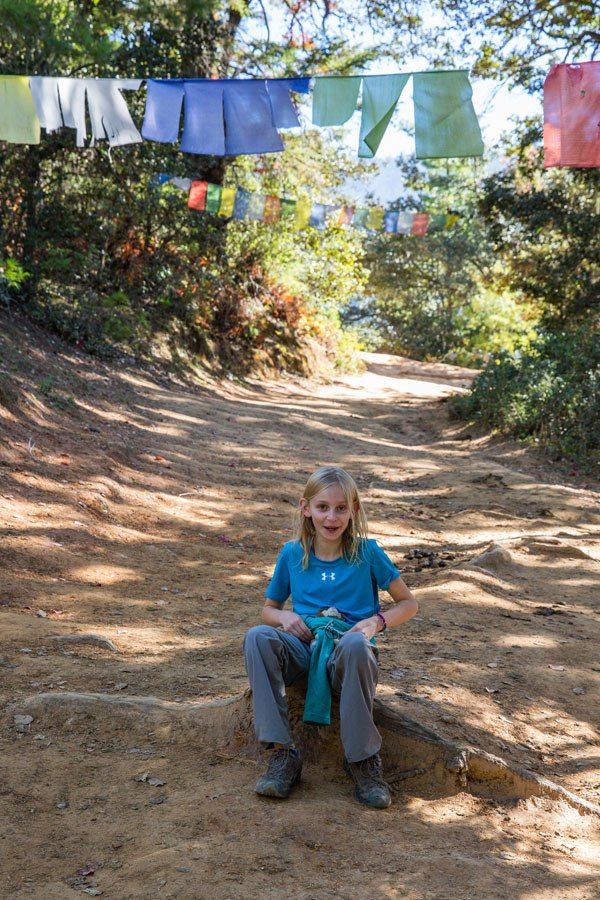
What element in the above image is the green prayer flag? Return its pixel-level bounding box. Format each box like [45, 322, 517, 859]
[280, 198, 297, 219]
[413, 71, 483, 159]
[429, 213, 447, 230]
[312, 76, 361, 126]
[353, 208, 369, 229]
[359, 74, 410, 158]
[205, 183, 222, 214]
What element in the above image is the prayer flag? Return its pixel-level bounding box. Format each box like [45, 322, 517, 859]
[366, 207, 384, 231]
[312, 76, 361, 126]
[0, 76, 40, 144]
[151, 173, 171, 187]
[429, 213, 447, 230]
[264, 195, 282, 224]
[395, 212, 413, 234]
[246, 193, 266, 220]
[383, 210, 399, 233]
[205, 183, 222, 215]
[144, 77, 308, 157]
[30, 77, 141, 147]
[411, 213, 429, 236]
[445, 213, 460, 228]
[337, 206, 355, 226]
[294, 196, 312, 229]
[280, 198, 297, 220]
[142, 80, 184, 143]
[233, 188, 251, 219]
[168, 176, 192, 191]
[353, 208, 369, 229]
[266, 78, 310, 128]
[413, 71, 483, 159]
[188, 180, 208, 211]
[359, 74, 410, 158]
[309, 203, 328, 230]
[543, 62, 600, 168]
[218, 186, 236, 217]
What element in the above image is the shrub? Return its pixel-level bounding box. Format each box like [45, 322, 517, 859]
[452, 327, 600, 469]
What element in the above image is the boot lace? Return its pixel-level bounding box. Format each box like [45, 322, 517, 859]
[355, 754, 388, 788]
[267, 748, 298, 776]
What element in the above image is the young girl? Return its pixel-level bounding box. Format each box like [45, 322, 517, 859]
[243, 465, 418, 809]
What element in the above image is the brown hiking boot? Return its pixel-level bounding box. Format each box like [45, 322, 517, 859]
[344, 753, 392, 809]
[255, 748, 302, 799]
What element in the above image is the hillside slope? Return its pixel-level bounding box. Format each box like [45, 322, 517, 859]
[1, 312, 599, 898]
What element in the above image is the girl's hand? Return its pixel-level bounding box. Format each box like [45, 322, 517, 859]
[349, 616, 380, 640]
[279, 611, 313, 643]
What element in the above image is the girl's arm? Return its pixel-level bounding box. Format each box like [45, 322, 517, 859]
[262, 600, 314, 642]
[349, 576, 418, 639]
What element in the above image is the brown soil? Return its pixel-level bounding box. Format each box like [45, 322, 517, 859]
[1, 314, 599, 899]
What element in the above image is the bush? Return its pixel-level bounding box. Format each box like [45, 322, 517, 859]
[0, 257, 30, 306]
[452, 328, 600, 469]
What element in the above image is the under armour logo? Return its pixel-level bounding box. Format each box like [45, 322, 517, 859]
[321, 571, 336, 582]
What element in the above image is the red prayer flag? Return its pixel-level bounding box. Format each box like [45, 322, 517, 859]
[411, 213, 429, 236]
[544, 62, 600, 168]
[188, 180, 208, 210]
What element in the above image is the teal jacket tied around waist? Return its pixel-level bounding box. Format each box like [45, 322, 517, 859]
[301, 615, 376, 726]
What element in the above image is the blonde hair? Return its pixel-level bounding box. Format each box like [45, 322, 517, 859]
[295, 466, 369, 569]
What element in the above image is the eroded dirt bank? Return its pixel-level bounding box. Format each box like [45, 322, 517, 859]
[1, 315, 599, 898]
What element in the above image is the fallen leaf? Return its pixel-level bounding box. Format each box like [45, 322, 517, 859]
[487, 663, 499, 669]
[153, 454, 167, 462]
[147, 777, 166, 787]
[548, 665, 565, 671]
[484, 687, 499, 694]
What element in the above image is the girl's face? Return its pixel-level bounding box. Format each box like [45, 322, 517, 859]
[301, 483, 355, 547]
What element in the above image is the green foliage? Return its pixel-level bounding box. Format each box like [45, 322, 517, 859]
[450, 125, 599, 464]
[452, 328, 600, 470]
[479, 128, 600, 328]
[353, 159, 535, 365]
[38, 374, 54, 395]
[0, 256, 30, 307]
[358, 1, 600, 92]
[0, 1, 373, 374]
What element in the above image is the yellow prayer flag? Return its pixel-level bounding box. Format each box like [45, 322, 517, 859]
[366, 207, 384, 231]
[0, 76, 40, 144]
[294, 195, 312, 229]
[218, 186, 236, 217]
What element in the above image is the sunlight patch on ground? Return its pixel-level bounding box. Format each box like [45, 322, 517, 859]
[68, 564, 141, 585]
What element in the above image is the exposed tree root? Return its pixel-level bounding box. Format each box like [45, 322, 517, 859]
[8, 688, 599, 816]
[46, 633, 121, 652]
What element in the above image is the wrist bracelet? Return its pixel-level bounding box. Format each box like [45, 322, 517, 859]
[375, 611, 387, 632]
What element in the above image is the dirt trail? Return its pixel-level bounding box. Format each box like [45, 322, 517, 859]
[1, 316, 599, 898]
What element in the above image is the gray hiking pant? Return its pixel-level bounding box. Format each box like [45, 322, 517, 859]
[243, 624, 381, 763]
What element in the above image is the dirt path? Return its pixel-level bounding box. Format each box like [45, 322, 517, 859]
[1, 316, 599, 898]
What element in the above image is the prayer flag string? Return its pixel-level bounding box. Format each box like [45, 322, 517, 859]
[0, 71, 486, 159]
[178, 177, 459, 236]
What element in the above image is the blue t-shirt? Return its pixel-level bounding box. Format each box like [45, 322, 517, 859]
[265, 539, 401, 625]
